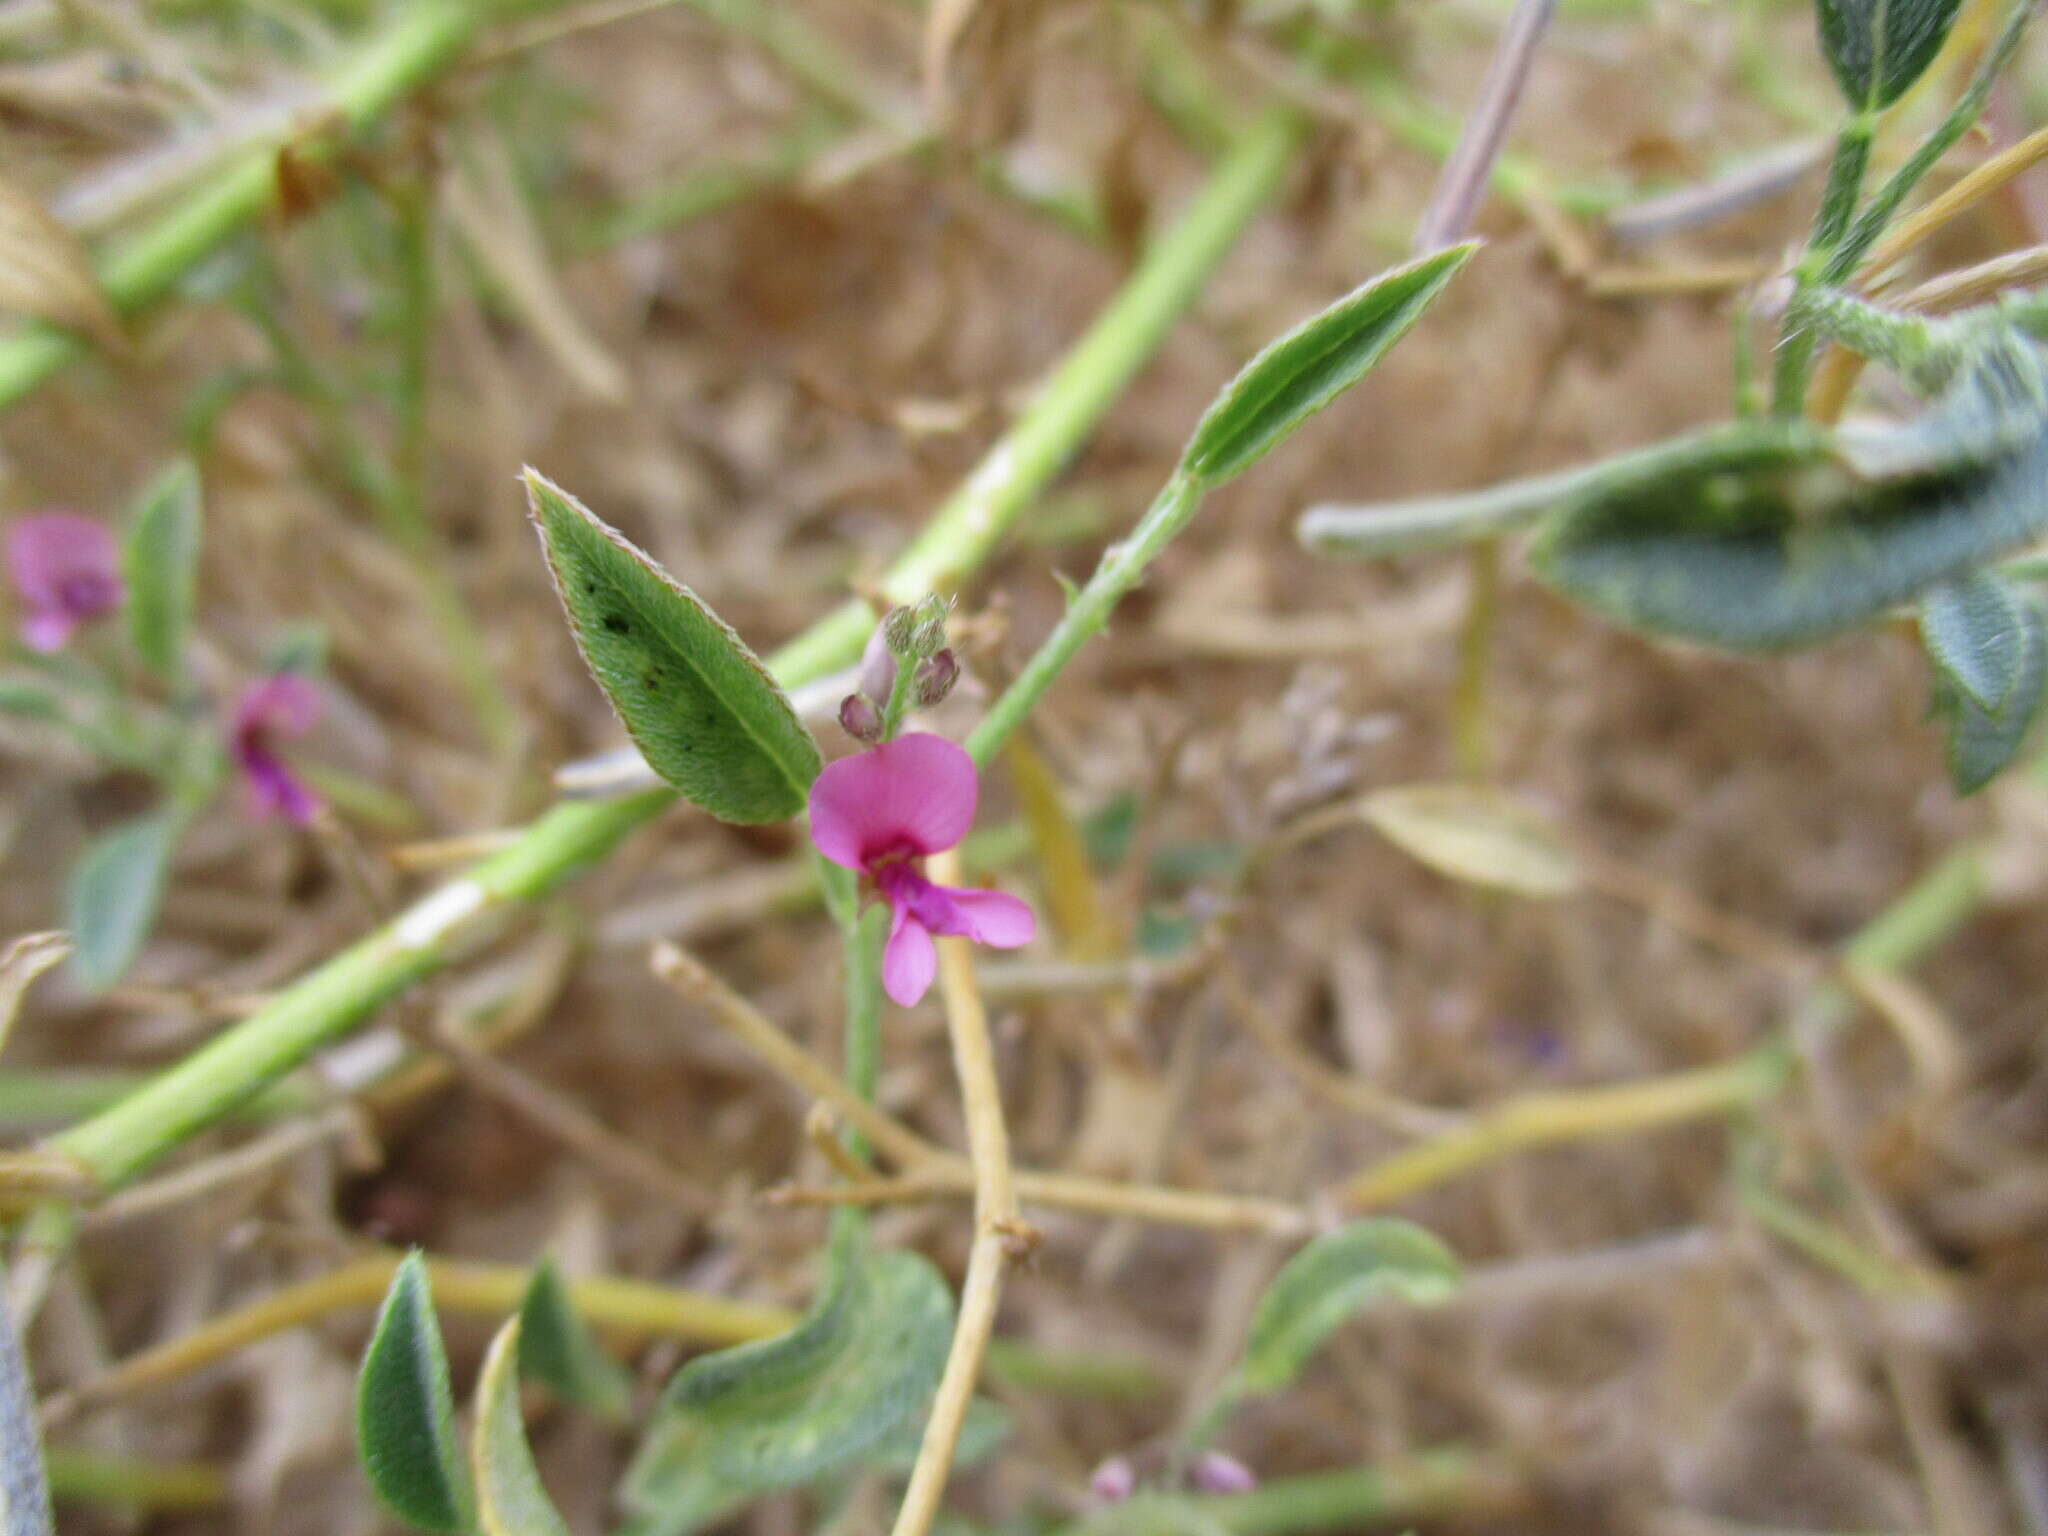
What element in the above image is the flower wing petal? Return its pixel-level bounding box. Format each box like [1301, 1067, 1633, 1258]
[882, 911, 938, 1006]
[934, 886, 1036, 948]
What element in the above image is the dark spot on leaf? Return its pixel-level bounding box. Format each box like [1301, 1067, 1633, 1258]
[603, 613, 630, 634]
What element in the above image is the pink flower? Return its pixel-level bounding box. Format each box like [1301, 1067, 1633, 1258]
[231, 674, 323, 824]
[6, 514, 124, 652]
[808, 732, 1035, 1006]
[1089, 1456, 1137, 1504]
[1192, 1452, 1257, 1496]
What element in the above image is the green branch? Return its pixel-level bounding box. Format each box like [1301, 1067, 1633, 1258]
[42, 113, 1303, 1194]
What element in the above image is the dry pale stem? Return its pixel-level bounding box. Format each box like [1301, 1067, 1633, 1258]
[889, 849, 1023, 1536]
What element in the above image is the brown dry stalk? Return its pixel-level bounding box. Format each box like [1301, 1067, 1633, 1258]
[889, 851, 1023, 1536]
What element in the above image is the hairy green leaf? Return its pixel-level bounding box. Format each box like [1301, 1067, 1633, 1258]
[471, 1318, 571, 1536]
[1532, 426, 2048, 649]
[1817, 0, 1966, 107]
[867, 1396, 1013, 1477]
[1179, 243, 1477, 486]
[1359, 784, 1579, 898]
[516, 1257, 633, 1420]
[1837, 333, 2048, 480]
[1933, 593, 2046, 793]
[356, 1252, 475, 1536]
[616, 1419, 745, 1536]
[1237, 1219, 1459, 1395]
[1921, 570, 2026, 711]
[122, 459, 201, 684]
[526, 469, 821, 824]
[661, 1237, 954, 1489]
[66, 816, 174, 992]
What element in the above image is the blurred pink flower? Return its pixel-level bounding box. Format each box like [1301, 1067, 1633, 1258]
[1192, 1452, 1256, 1496]
[231, 674, 322, 824]
[1088, 1456, 1136, 1504]
[808, 732, 1035, 1006]
[6, 513, 124, 652]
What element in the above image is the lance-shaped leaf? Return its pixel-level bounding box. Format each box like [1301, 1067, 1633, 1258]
[1817, 0, 1966, 109]
[1178, 243, 1477, 486]
[661, 1238, 953, 1489]
[66, 815, 175, 992]
[516, 1256, 633, 1419]
[1932, 593, 2046, 794]
[1532, 425, 2048, 650]
[1921, 570, 2027, 711]
[122, 459, 202, 684]
[356, 1253, 475, 1536]
[471, 1318, 572, 1536]
[1236, 1219, 1459, 1395]
[526, 470, 821, 824]
[616, 1417, 745, 1536]
[1359, 784, 1579, 898]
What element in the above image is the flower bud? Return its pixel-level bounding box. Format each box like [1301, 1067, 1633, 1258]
[879, 604, 919, 656]
[914, 648, 960, 707]
[907, 593, 952, 656]
[838, 693, 882, 743]
[1192, 1452, 1256, 1496]
[860, 618, 900, 705]
[1088, 1457, 1136, 1504]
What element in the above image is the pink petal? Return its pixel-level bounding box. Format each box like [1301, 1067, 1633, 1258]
[807, 732, 978, 869]
[19, 610, 75, 653]
[234, 673, 322, 738]
[7, 514, 119, 611]
[882, 909, 937, 1007]
[932, 885, 1035, 948]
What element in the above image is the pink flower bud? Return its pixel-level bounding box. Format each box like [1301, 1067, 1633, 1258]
[914, 648, 959, 707]
[860, 616, 901, 704]
[1192, 1452, 1256, 1496]
[1088, 1456, 1136, 1503]
[838, 692, 882, 743]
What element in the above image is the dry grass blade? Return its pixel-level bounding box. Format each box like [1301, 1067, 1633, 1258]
[0, 175, 123, 351]
[0, 933, 69, 1057]
[921, 0, 982, 123]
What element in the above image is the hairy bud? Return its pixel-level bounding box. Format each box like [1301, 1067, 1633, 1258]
[914, 648, 960, 707]
[838, 693, 882, 744]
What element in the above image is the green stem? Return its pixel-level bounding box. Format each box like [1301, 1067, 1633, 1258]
[0, 0, 489, 412]
[965, 474, 1205, 767]
[772, 109, 1303, 683]
[1204, 1446, 1496, 1535]
[41, 115, 1300, 1194]
[1770, 115, 1875, 414]
[840, 904, 888, 1161]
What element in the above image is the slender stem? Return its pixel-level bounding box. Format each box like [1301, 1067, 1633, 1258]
[839, 904, 889, 1161]
[1410, 0, 1558, 252]
[965, 475, 1205, 766]
[41, 120, 1298, 1196]
[1199, 1446, 1509, 1535]
[0, 0, 489, 411]
[888, 852, 1021, 1536]
[1451, 541, 1499, 779]
[1771, 118, 1878, 414]
[42, 1447, 225, 1515]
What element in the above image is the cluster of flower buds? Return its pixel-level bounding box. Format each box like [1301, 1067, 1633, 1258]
[1086, 1448, 1256, 1504]
[837, 594, 960, 744]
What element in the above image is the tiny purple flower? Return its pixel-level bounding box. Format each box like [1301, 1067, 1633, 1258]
[231, 674, 323, 825]
[807, 732, 1036, 1007]
[1089, 1456, 1136, 1504]
[1192, 1452, 1257, 1496]
[6, 513, 124, 653]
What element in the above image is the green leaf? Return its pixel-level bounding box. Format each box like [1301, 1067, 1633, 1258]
[471, 1318, 571, 1536]
[525, 469, 821, 823]
[516, 1257, 633, 1420]
[616, 1419, 745, 1536]
[866, 1396, 1013, 1477]
[1532, 426, 2048, 650]
[0, 680, 60, 721]
[1836, 333, 2048, 480]
[1933, 593, 2046, 793]
[1359, 784, 1579, 898]
[355, 1253, 475, 1536]
[1817, 0, 1966, 108]
[1178, 242, 1477, 486]
[122, 459, 202, 684]
[65, 816, 175, 992]
[1921, 570, 2026, 710]
[1237, 1219, 1459, 1395]
[661, 1236, 954, 1489]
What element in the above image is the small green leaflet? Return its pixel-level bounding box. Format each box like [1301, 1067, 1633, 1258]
[1816, 0, 1966, 108]
[65, 815, 175, 992]
[1235, 1219, 1459, 1395]
[1359, 784, 1579, 898]
[660, 1237, 954, 1489]
[1532, 427, 2048, 650]
[122, 458, 202, 684]
[356, 1253, 476, 1536]
[516, 1257, 633, 1420]
[1921, 571, 2027, 711]
[1932, 592, 2046, 794]
[616, 1418, 745, 1536]
[471, 1319, 571, 1536]
[525, 469, 822, 824]
[1178, 242, 1477, 486]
